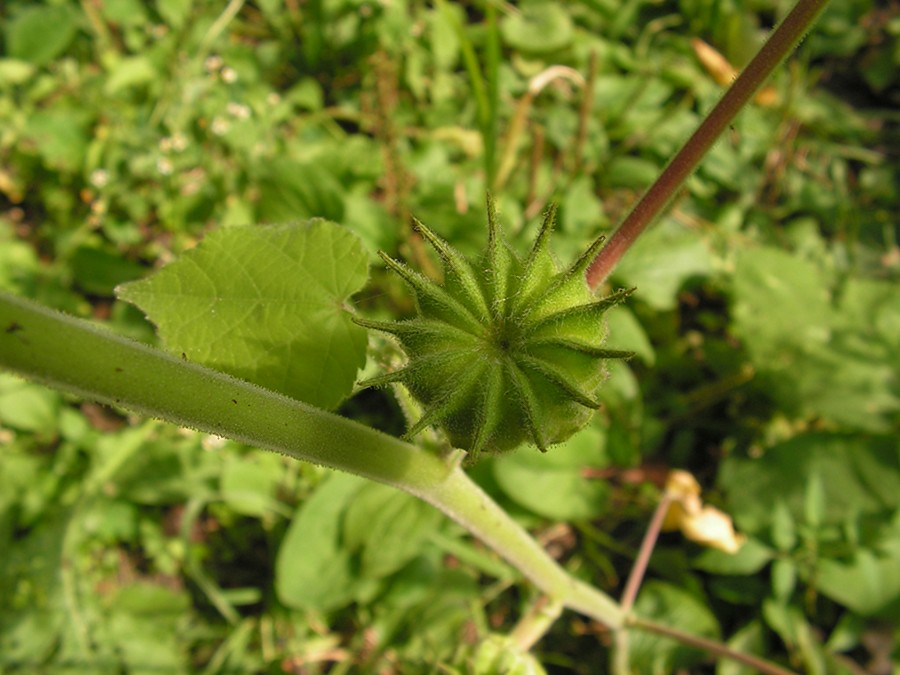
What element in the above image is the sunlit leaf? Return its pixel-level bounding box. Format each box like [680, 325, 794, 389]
[817, 511, 900, 618]
[117, 221, 369, 409]
[720, 433, 900, 534]
[629, 581, 720, 673]
[275, 472, 364, 612]
[613, 218, 714, 311]
[5, 4, 79, 66]
[733, 247, 900, 431]
[492, 425, 609, 520]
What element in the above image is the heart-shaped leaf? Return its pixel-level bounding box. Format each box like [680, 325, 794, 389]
[118, 221, 368, 409]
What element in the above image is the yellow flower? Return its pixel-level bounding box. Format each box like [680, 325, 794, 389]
[662, 470, 745, 554]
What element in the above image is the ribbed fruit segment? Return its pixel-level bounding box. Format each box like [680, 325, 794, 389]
[354, 196, 633, 461]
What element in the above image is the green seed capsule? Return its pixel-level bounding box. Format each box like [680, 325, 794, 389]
[355, 196, 633, 461]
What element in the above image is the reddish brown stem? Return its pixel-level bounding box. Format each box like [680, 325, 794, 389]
[587, 0, 830, 288]
[620, 493, 672, 612]
[628, 616, 799, 675]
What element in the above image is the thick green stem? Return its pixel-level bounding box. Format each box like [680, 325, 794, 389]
[0, 290, 623, 629]
[587, 0, 830, 288]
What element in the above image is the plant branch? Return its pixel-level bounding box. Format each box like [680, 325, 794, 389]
[0, 291, 623, 629]
[200, 0, 247, 55]
[628, 616, 798, 675]
[620, 494, 672, 613]
[510, 597, 563, 652]
[586, 0, 830, 288]
[612, 492, 672, 674]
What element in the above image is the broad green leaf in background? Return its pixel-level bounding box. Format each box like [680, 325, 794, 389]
[716, 621, 767, 675]
[0, 514, 68, 665]
[4, 4, 80, 67]
[499, 2, 573, 54]
[343, 482, 443, 580]
[628, 581, 720, 673]
[693, 537, 774, 576]
[275, 472, 364, 613]
[428, 6, 460, 69]
[816, 510, 900, 618]
[100, 584, 191, 674]
[605, 305, 654, 365]
[104, 56, 159, 95]
[0, 225, 38, 291]
[605, 156, 663, 190]
[0, 59, 35, 86]
[156, 0, 193, 30]
[256, 160, 346, 224]
[276, 474, 443, 613]
[220, 453, 288, 518]
[732, 247, 900, 432]
[24, 109, 90, 172]
[0, 374, 61, 434]
[559, 175, 606, 244]
[761, 600, 834, 673]
[719, 433, 900, 535]
[117, 221, 369, 409]
[770, 558, 797, 603]
[90, 424, 213, 506]
[368, 560, 483, 666]
[98, 0, 148, 26]
[612, 218, 714, 311]
[492, 424, 610, 521]
[70, 244, 146, 296]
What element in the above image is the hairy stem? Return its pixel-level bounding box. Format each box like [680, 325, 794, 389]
[0, 291, 623, 629]
[587, 0, 830, 288]
[510, 597, 564, 652]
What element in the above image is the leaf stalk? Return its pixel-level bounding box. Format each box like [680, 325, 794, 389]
[587, 0, 831, 287]
[0, 291, 623, 629]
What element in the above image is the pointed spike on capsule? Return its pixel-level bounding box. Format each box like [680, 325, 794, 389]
[402, 366, 484, 441]
[530, 336, 637, 360]
[566, 232, 607, 280]
[413, 218, 450, 260]
[377, 250, 417, 285]
[507, 362, 548, 453]
[412, 218, 490, 319]
[525, 203, 557, 265]
[516, 354, 602, 409]
[588, 349, 633, 361]
[360, 346, 475, 393]
[378, 251, 483, 331]
[403, 401, 452, 442]
[510, 203, 562, 319]
[482, 192, 516, 319]
[412, 218, 464, 273]
[352, 316, 480, 348]
[357, 369, 408, 389]
[526, 287, 636, 334]
[351, 315, 406, 335]
[486, 192, 502, 255]
[467, 367, 505, 461]
[518, 230, 609, 320]
[602, 286, 636, 306]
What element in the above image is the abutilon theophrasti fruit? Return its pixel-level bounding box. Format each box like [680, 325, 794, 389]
[354, 197, 633, 461]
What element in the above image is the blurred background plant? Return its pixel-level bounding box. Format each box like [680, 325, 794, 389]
[0, 0, 897, 672]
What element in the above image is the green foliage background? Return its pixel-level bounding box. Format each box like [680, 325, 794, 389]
[1, 0, 898, 672]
